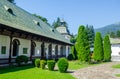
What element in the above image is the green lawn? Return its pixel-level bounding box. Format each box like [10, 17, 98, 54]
[112, 64, 120, 77]
[68, 61, 91, 70]
[68, 60, 102, 70]
[115, 74, 120, 77]
[112, 64, 120, 68]
[0, 65, 75, 79]
[0, 61, 105, 79]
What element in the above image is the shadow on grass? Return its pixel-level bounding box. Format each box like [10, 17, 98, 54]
[66, 70, 75, 73]
[0, 64, 34, 74]
[50, 69, 74, 73]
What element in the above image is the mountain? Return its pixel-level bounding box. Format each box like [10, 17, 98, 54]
[95, 22, 120, 36]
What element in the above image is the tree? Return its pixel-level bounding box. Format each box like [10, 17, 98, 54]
[71, 46, 77, 60]
[93, 32, 103, 62]
[7, 0, 15, 3]
[75, 25, 90, 62]
[110, 32, 116, 38]
[103, 35, 111, 61]
[52, 17, 61, 28]
[33, 14, 50, 26]
[86, 25, 95, 48]
[116, 30, 120, 37]
[52, 17, 68, 29]
[70, 35, 76, 43]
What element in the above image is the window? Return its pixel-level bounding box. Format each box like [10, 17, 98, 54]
[1, 46, 6, 54]
[23, 48, 28, 54]
[33, 20, 40, 26]
[50, 28, 55, 32]
[4, 5, 14, 15]
[52, 29, 54, 32]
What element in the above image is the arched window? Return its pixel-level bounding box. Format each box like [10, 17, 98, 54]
[4, 5, 15, 15]
[33, 20, 40, 26]
[60, 46, 63, 56]
[55, 45, 58, 58]
[31, 41, 36, 56]
[48, 44, 52, 59]
[41, 42, 45, 59]
[12, 39, 20, 56]
[7, 8, 14, 15]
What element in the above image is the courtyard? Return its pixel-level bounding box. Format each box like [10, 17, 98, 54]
[0, 61, 120, 79]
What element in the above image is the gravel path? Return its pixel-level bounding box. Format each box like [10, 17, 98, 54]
[71, 62, 120, 79]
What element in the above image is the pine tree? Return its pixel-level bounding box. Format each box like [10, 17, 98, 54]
[7, 0, 15, 3]
[103, 35, 111, 61]
[86, 25, 95, 48]
[116, 30, 120, 37]
[70, 35, 76, 43]
[75, 25, 90, 62]
[52, 17, 61, 28]
[110, 32, 116, 38]
[93, 32, 103, 62]
[71, 46, 77, 60]
[33, 14, 50, 26]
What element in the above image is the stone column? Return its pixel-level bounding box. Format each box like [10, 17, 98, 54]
[44, 43, 49, 59]
[58, 45, 61, 57]
[66, 46, 68, 57]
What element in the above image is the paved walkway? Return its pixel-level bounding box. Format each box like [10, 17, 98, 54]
[71, 62, 120, 79]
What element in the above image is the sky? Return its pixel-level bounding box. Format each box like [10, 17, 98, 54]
[15, 0, 120, 34]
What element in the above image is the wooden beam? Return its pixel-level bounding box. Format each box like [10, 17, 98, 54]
[20, 34, 26, 38]
[9, 36, 12, 64]
[2, 29, 12, 35]
[12, 32, 20, 37]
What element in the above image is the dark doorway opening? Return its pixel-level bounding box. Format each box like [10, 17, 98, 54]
[31, 41, 36, 56]
[60, 46, 63, 57]
[41, 42, 45, 59]
[48, 44, 52, 59]
[55, 45, 58, 58]
[12, 39, 20, 56]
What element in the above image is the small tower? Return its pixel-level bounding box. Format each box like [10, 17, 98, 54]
[56, 19, 71, 40]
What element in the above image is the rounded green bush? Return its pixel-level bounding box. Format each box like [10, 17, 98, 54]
[40, 60, 46, 69]
[67, 54, 74, 60]
[16, 55, 28, 66]
[35, 59, 40, 68]
[57, 58, 69, 73]
[32, 59, 35, 66]
[47, 60, 56, 71]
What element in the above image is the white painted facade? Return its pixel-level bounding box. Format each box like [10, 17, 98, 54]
[111, 44, 120, 61]
[34, 41, 41, 57]
[56, 26, 67, 34]
[44, 43, 49, 59]
[0, 35, 10, 58]
[12, 37, 31, 57]
[58, 45, 61, 56]
[56, 26, 71, 41]
[111, 44, 120, 56]
[0, 35, 70, 62]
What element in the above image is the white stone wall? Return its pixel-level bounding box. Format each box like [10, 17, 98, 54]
[12, 37, 31, 57]
[0, 34, 70, 59]
[0, 35, 10, 58]
[111, 44, 120, 56]
[56, 27, 67, 34]
[111, 44, 120, 61]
